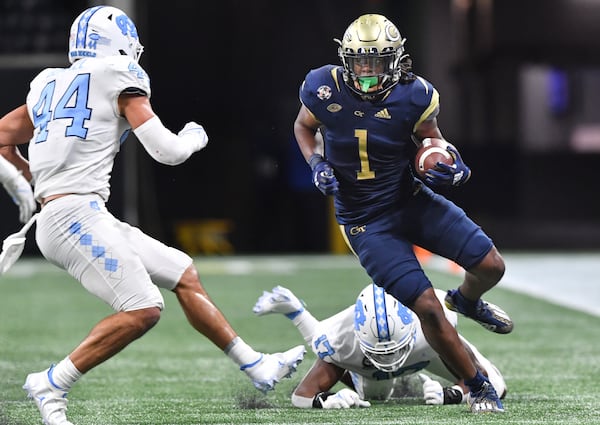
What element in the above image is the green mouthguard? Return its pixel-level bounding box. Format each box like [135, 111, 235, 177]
[358, 76, 378, 92]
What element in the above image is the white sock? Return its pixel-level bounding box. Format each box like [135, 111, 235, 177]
[291, 311, 320, 346]
[224, 337, 262, 369]
[49, 357, 82, 391]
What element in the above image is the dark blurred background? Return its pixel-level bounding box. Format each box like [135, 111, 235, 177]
[2, 0, 600, 256]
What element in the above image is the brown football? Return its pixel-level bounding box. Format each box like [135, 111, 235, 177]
[414, 138, 454, 179]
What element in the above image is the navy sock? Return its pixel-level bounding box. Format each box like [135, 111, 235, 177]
[464, 370, 489, 393]
[455, 289, 478, 315]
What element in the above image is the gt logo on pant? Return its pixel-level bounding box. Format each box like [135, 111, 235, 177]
[350, 225, 366, 235]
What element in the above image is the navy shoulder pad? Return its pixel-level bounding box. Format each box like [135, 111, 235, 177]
[410, 76, 436, 107]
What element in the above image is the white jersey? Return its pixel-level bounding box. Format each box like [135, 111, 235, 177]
[26, 56, 151, 203]
[311, 289, 458, 383]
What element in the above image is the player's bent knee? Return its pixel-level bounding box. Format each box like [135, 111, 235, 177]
[141, 307, 161, 329]
[469, 246, 505, 284]
[411, 289, 447, 329]
[125, 307, 161, 334]
[490, 247, 506, 278]
[173, 265, 210, 296]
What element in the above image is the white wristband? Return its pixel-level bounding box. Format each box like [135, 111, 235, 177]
[291, 393, 315, 408]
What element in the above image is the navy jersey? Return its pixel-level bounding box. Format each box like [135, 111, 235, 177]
[299, 65, 440, 224]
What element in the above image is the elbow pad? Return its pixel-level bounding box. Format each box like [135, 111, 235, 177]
[133, 116, 208, 165]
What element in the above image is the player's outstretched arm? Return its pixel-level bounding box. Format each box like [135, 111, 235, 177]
[121, 94, 208, 166]
[291, 358, 369, 409]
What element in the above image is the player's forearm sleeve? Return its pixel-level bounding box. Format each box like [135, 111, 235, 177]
[133, 116, 206, 166]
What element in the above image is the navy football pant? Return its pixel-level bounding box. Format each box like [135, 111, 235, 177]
[342, 184, 493, 306]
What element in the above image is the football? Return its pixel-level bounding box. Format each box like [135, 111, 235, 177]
[414, 138, 454, 179]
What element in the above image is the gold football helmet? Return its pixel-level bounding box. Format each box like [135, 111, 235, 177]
[335, 14, 412, 97]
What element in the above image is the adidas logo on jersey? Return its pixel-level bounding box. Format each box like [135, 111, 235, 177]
[374, 108, 391, 119]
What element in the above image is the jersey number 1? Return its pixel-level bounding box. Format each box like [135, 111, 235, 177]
[355, 129, 375, 180]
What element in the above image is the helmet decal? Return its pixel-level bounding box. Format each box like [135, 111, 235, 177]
[74, 6, 103, 50]
[385, 23, 401, 43]
[396, 299, 414, 325]
[354, 299, 366, 330]
[115, 15, 139, 41]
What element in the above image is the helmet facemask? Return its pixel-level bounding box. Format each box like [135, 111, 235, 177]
[358, 326, 416, 372]
[335, 14, 411, 98]
[354, 284, 417, 373]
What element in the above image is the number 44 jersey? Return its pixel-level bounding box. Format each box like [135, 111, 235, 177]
[27, 56, 151, 203]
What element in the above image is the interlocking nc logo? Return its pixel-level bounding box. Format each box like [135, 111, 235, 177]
[354, 110, 365, 117]
[350, 225, 366, 235]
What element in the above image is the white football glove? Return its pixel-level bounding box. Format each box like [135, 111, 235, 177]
[178, 121, 208, 152]
[0, 156, 36, 223]
[419, 373, 444, 405]
[419, 373, 466, 405]
[321, 389, 371, 409]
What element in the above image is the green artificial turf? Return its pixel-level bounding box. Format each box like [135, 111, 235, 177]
[1, 255, 598, 424]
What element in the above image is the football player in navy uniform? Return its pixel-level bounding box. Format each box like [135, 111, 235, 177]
[293, 14, 511, 413]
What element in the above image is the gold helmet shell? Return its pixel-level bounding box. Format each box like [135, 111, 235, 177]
[335, 14, 410, 97]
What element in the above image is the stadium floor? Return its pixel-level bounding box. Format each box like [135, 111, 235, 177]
[384, 249, 600, 317]
[501, 252, 599, 317]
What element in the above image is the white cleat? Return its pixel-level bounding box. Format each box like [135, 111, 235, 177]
[252, 285, 305, 317]
[23, 366, 74, 425]
[243, 345, 306, 393]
